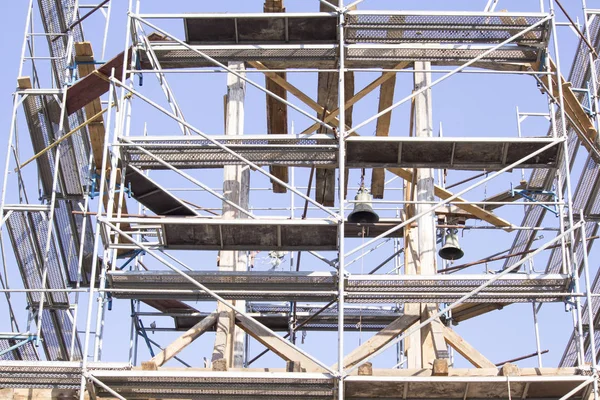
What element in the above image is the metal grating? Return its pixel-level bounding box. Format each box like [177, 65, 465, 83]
[93, 372, 334, 399]
[5, 210, 82, 361]
[108, 271, 570, 304]
[122, 137, 338, 169]
[345, 13, 549, 45]
[0, 339, 39, 361]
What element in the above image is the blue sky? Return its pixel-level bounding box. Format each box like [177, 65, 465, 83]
[0, 0, 596, 372]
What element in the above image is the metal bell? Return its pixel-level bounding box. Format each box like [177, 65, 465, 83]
[348, 186, 379, 223]
[438, 228, 464, 260]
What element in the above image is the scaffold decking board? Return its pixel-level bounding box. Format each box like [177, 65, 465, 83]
[120, 136, 560, 170]
[106, 217, 404, 251]
[107, 271, 570, 303]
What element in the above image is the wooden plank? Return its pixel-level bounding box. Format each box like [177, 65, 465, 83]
[17, 76, 32, 89]
[481, 183, 526, 211]
[316, 57, 337, 206]
[74, 42, 104, 169]
[428, 309, 449, 359]
[442, 326, 496, 368]
[67, 46, 128, 115]
[148, 311, 218, 368]
[212, 310, 235, 369]
[264, 0, 289, 194]
[74, 43, 131, 248]
[335, 314, 419, 370]
[371, 73, 397, 199]
[543, 59, 599, 161]
[236, 313, 327, 373]
[387, 167, 513, 230]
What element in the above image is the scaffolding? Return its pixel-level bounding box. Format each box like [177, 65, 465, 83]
[1, 0, 600, 399]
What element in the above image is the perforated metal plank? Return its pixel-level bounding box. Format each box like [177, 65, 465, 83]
[91, 371, 334, 399]
[345, 12, 550, 45]
[0, 338, 39, 361]
[0, 361, 130, 389]
[120, 136, 338, 169]
[108, 271, 570, 303]
[145, 43, 542, 69]
[109, 270, 337, 302]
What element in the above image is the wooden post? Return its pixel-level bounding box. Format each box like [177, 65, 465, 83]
[212, 61, 249, 369]
[406, 61, 439, 368]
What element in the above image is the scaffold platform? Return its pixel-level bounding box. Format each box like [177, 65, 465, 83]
[120, 136, 560, 170]
[141, 11, 550, 69]
[0, 362, 590, 400]
[107, 217, 405, 251]
[107, 271, 570, 304]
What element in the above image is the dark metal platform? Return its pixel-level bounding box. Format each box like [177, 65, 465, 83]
[107, 217, 404, 251]
[120, 136, 560, 170]
[107, 271, 571, 304]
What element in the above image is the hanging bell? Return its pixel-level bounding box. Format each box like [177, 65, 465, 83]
[439, 228, 464, 260]
[348, 186, 379, 223]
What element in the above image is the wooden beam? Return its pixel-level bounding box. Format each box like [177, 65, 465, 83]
[371, 72, 397, 199]
[67, 45, 128, 115]
[428, 309, 449, 359]
[236, 313, 327, 372]
[263, 0, 288, 193]
[212, 310, 235, 370]
[17, 76, 32, 89]
[316, 26, 339, 206]
[451, 303, 506, 323]
[388, 167, 513, 230]
[442, 326, 496, 368]
[300, 62, 410, 136]
[248, 61, 324, 114]
[213, 62, 250, 369]
[334, 314, 419, 370]
[147, 311, 218, 368]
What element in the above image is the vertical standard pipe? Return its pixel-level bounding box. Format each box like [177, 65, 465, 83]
[580, 218, 598, 375]
[582, 1, 600, 133]
[78, 31, 121, 400]
[532, 302, 543, 367]
[17, 0, 34, 79]
[337, 2, 346, 399]
[549, 0, 585, 364]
